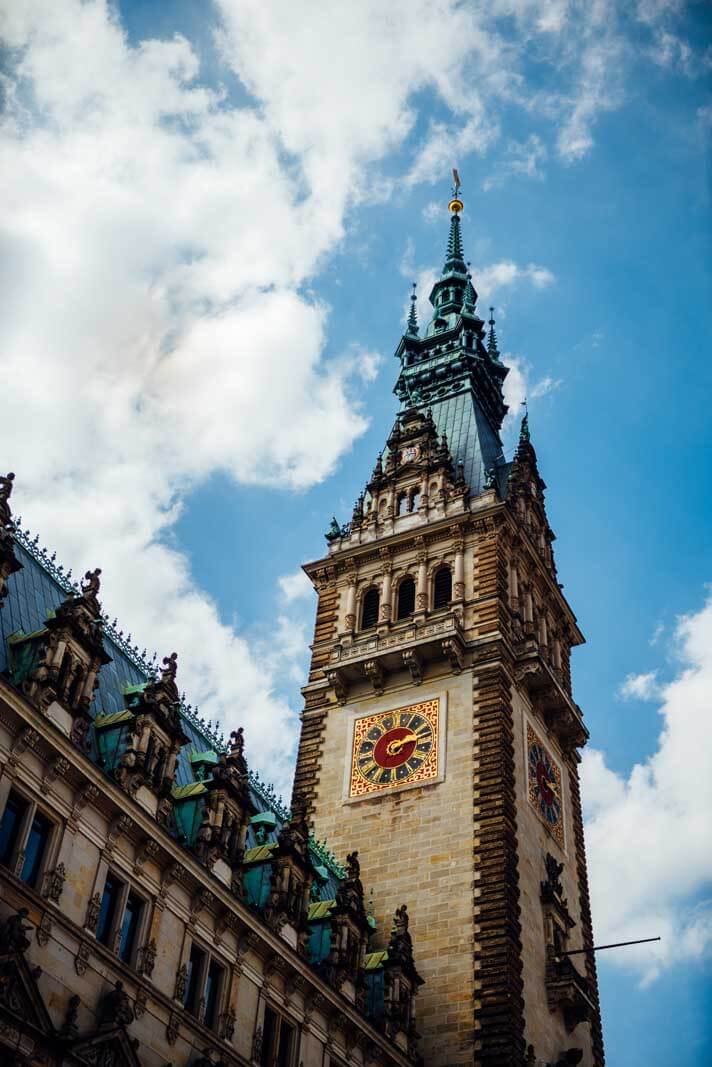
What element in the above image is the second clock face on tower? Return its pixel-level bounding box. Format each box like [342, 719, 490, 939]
[349, 699, 440, 798]
[527, 724, 564, 848]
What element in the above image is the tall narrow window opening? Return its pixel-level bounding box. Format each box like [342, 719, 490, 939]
[433, 566, 452, 609]
[0, 792, 28, 868]
[21, 809, 53, 888]
[118, 890, 143, 964]
[397, 577, 416, 620]
[185, 942, 207, 1016]
[361, 588, 380, 630]
[96, 872, 122, 946]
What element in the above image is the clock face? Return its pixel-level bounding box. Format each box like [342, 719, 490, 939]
[350, 699, 439, 798]
[527, 725, 564, 847]
[400, 445, 420, 464]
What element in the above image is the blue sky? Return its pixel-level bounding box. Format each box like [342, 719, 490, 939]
[1, 2, 710, 1063]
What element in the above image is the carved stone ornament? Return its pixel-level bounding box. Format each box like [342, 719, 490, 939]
[134, 986, 148, 1020]
[166, 1009, 180, 1045]
[69, 782, 99, 832]
[44, 861, 67, 903]
[36, 911, 52, 948]
[137, 938, 157, 979]
[60, 994, 81, 1039]
[402, 648, 423, 685]
[363, 658, 385, 695]
[75, 940, 91, 977]
[98, 980, 134, 1028]
[133, 838, 160, 876]
[219, 1007, 236, 1042]
[174, 963, 188, 1002]
[251, 1025, 263, 1063]
[42, 756, 70, 792]
[85, 892, 102, 932]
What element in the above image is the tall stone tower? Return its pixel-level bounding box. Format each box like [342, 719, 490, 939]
[294, 189, 605, 1067]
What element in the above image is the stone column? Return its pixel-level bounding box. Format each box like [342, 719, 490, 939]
[415, 551, 428, 615]
[345, 581, 357, 634]
[453, 540, 465, 602]
[509, 561, 520, 614]
[379, 563, 392, 624]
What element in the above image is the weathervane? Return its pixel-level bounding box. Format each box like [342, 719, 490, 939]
[448, 167, 463, 215]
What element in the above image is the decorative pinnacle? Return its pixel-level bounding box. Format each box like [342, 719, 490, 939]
[462, 272, 477, 315]
[406, 283, 419, 336]
[487, 306, 500, 359]
[520, 407, 530, 443]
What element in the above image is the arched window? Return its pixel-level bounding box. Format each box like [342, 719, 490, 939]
[397, 577, 416, 620]
[361, 588, 380, 630]
[433, 566, 452, 609]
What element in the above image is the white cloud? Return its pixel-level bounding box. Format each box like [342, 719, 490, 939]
[475, 261, 556, 300]
[618, 670, 660, 701]
[0, 0, 701, 798]
[483, 134, 548, 191]
[278, 570, 314, 603]
[582, 588, 712, 981]
[530, 375, 562, 398]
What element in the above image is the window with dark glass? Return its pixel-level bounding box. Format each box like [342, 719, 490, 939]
[185, 942, 207, 1015]
[0, 791, 28, 868]
[96, 872, 123, 946]
[361, 587, 379, 630]
[397, 577, 416, 620]
[433, 566, 452, 609]
[21, 809, 53, 888]
[203, 958, 224, 1029]
[118, 890, 143, 964]
[261, 1006, 298, 1067]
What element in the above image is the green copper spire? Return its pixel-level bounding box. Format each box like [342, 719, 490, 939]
[443, 212, 466, 275]
[487, 307, 501, 361]
[406, 283, 419, 337]
[461, 272, 477, 315]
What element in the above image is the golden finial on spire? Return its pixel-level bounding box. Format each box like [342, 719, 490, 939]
[448, 167, 464, 214]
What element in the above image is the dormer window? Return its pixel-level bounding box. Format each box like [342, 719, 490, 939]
[361, 588, 380, 630]
[433, 566, 452, 609]
[397, 577, 416, 620]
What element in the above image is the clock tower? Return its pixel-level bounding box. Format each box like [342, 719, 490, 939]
[294, 191, 605, 1067]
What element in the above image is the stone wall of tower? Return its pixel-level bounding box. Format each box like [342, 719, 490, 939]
[298, 497, 603, 1067]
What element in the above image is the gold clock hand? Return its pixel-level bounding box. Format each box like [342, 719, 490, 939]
[544, 778, 560, 798]
[385, 733, 419, 756]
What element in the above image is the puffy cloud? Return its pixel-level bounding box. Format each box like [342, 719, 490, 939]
[483, 134, 548, 191]
[278, 570, 314, 603]
[618, 670, 660, 701]
[0, 0, 700, 797]
[582, 589, 712, 982]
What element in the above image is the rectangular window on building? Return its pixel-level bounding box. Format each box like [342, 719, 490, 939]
[21, 809, 53, 888]
[117, 890, 143, 964]
[94, 871, 146, 968]
[96, 872, 123, 946]
[203, 958, 225, 1030]
[0, 791, 28, 867]
[261, 1005, 299, 1067]
[184, 942, 207, 1016]
[183, 941, 226, 1031]
[0, 790, 56, 888]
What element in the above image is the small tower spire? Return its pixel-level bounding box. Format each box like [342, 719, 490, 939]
[406, 283, 419, 337]
[462, 272, 477, 315]
[487, 307, 501, 361]
[519, 403, 530, 444]
[444, 170, 466, 274]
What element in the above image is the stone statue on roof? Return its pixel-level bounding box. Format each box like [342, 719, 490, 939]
[0, 472, 15, 529]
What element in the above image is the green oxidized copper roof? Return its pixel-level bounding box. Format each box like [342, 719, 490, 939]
[307, 899, 335, 921]
[94, 709, 133, 729]
[394, 201, 510, 497]
[365, 950, 388, 970]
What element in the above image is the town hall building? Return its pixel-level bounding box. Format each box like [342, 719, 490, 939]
[0, 190, 604, 1067]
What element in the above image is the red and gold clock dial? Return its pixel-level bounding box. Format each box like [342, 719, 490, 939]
[350, 699, 439, 797]
[527, 724, 564, 847]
